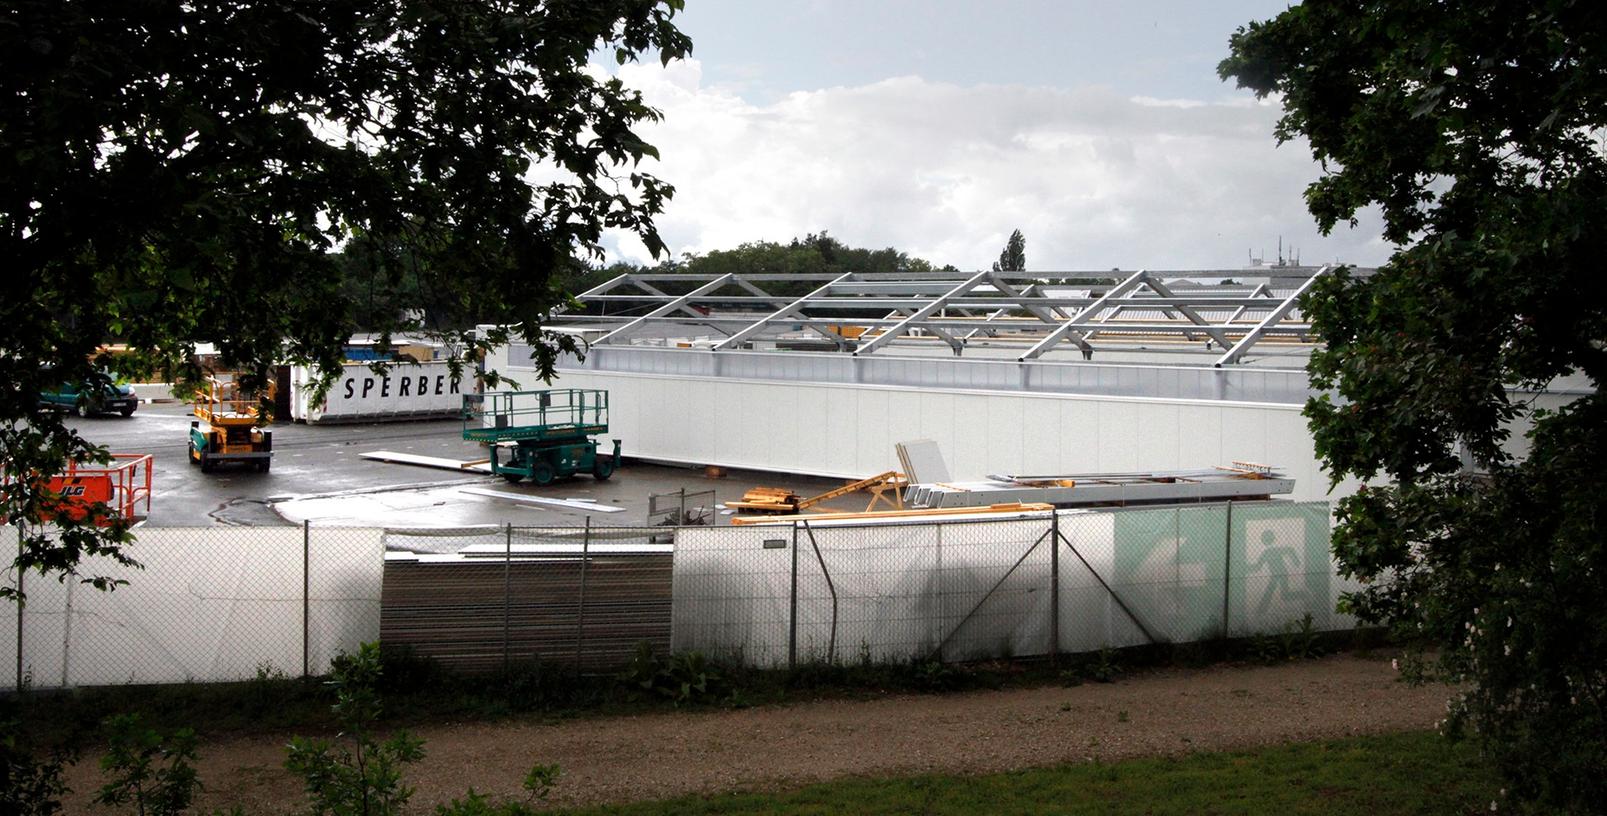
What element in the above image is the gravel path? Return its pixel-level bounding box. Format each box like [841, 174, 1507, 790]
[60, 653, 1447, 813]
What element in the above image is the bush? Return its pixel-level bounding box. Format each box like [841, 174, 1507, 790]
[286, 643, 426, 816]
[94, 714, 203, 816]
[618, 644, 729, 706]
[1, 718, 72, 816]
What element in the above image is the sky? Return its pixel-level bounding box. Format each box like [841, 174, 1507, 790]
[595, 0, 1394, 271]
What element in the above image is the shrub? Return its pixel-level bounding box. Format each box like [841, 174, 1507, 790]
[94, 714, 202, 816]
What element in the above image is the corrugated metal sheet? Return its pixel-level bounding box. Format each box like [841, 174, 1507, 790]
[380, 551, 671, 674]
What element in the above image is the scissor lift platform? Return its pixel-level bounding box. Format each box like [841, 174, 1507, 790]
[190, 375, 273, 473]
[463, 388, 620, 485]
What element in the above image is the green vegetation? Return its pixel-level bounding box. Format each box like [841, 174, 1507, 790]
[1221, 1, 1607, 810]
[991, 228, 1026, 273]
[6, 632, 1381, 751]
[286, 644, 427, 816]
[1, 0, 691, 603]
[549, 731, 1495, 816]
[0, 716, 72, 816]
[3, 637, 1457, 815]
[93, 715, 203, 816]
[566, 231, 957, 302]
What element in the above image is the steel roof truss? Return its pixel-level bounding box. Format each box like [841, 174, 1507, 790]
[591, 274, 737, 345]
[1136, 277, 1231, 347]
[854, 270, 992, 356]
[712, 272, 858, 351]
[1019, 269, 1150, 360]
[1213, 265, 1331, 366]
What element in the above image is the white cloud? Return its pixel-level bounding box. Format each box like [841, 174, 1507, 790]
[604, 59, 1393, 270]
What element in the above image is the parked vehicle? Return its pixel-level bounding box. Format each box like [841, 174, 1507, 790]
[41, 373, 138, 418]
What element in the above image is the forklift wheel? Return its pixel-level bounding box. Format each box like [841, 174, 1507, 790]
[502, 472, 523, 484]
[199, 454, 215, 474]
[188, 444, 200, 466]
[592, 457, 615, 481]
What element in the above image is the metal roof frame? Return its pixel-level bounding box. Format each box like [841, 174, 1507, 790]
[554, 265, 1350, 365]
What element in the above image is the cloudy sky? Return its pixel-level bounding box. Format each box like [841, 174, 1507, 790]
[597, 0, 1394, 271]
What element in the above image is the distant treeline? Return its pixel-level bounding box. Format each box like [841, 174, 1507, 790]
[334, 231, 957, 330]
[561, 231, 961, 299]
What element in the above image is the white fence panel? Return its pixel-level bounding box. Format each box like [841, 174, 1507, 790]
[2, 527, 382, 690]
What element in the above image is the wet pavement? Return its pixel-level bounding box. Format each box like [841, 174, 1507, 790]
[67, 403, 847, 528]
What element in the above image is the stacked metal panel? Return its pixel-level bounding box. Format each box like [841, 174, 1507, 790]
[905, 470, 1295, 509]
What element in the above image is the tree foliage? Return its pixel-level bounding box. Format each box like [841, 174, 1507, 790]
[287, 643, 426, 816]
[576, 231, 954, 301]
[1221, 1, 1605, 810]
[991, 229, 1026, 272]
[0, 1, 690, 594]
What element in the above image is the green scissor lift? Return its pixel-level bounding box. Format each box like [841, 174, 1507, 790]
[462, 388, 621, 485]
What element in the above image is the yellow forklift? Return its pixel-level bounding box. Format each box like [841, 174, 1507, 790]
[189, 375, 274, 473]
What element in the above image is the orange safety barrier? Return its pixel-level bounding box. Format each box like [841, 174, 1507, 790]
[37, 454, 154, 525]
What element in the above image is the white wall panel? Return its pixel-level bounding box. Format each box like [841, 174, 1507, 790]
[1054, 399, 1102, 473]
[950, 397, 992, 480]
[1134, 402, 1182, 469]
[1019, 399, 1063, 476]
[917, 391, 957, 443]
[1179, 404, 1226, 470]
[537, 368, 1344, 502]
[985, 398, 1027, 476]
[821, 386, 859, 476]
[885, 390, 927, 471]
[854, 388, 893, 475]
[1097, 400, 1141, 472]
[1219, 407, 1271, 467]
[2, 527, 382, 690]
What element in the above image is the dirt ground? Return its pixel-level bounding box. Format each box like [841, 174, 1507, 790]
[59, 653, 1448, 814]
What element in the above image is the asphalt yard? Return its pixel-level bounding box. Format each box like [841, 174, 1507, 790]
[66, 402, 844, 528]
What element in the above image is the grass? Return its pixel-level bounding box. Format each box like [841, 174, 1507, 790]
[554, 730, 1499, 815]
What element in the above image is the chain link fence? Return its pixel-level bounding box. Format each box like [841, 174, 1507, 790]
[2, 501, 1357, 690]
[380, 525, 671, 674]
[1, 524, 383, 691]
[672, 501, 1356, 667]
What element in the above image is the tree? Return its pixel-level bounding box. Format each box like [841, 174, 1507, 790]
[991, 229, 1026, 272]
[1221, 1, 1605, 810]
[584, 232, 949, 302]
[0, 1, 691, 596]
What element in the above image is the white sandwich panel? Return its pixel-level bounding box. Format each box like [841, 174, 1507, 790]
[525, 367, 1342, 503]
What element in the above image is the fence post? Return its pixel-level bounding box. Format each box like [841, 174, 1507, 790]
[1222, 501, 1234, 638]
[303, 519, 310, 678]
[935, 521, 943, 663]
[504, 523, 512, 672]
[15, 529, 23, 693]
[60, 580, 73, 688]
[788, 520, 798, 670]
[575, 517, 590, 671]
[1050, 510, 1060, 666]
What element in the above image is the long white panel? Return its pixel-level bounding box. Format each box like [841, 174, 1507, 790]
[532, 368, 1344, 503]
